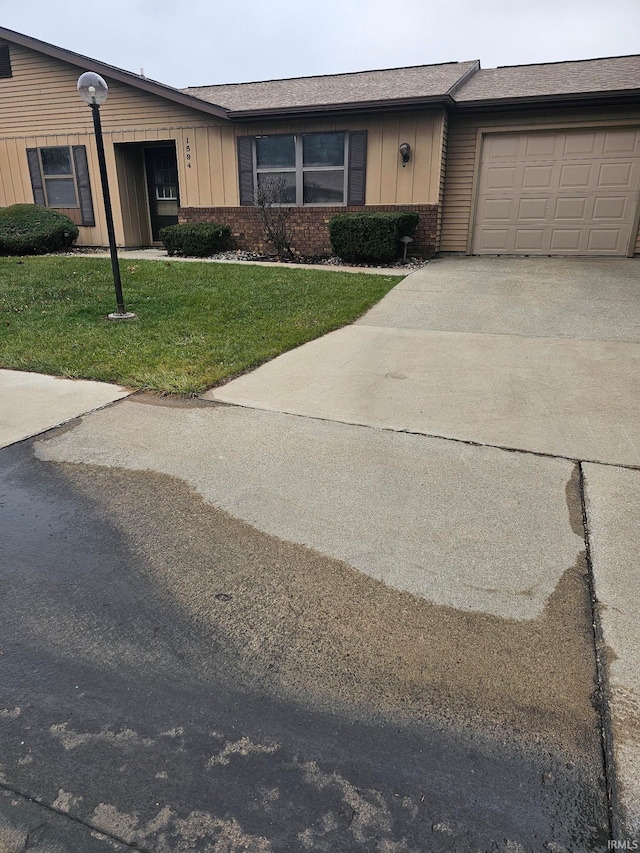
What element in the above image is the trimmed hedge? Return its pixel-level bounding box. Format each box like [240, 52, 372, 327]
[0, 204, 79, 256]
[328, 212, 419, 263]
[160, 222, 232, 257]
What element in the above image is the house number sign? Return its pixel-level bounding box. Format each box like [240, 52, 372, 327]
[185, 137, 192, 168]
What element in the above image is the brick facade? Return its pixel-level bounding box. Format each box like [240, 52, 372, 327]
[178, 204, 439, 258]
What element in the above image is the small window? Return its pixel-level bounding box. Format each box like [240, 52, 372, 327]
[26, 145, 95, 226]
[39, 147, 78, 207]
[0, 45, 11, 79]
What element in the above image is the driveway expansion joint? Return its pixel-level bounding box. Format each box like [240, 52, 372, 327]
[578, 461, 620, 842]
[0, 780, 149, 853]
[207, 397, 640, 472]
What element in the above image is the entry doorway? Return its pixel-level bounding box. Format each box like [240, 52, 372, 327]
[144, 145, 180, 241]
[115, 140, 179, 246]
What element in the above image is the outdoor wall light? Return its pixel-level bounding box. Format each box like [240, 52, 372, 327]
[77, 71, 136, 320]
[399, 142, 411, 167]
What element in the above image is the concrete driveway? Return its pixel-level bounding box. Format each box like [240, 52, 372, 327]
[205, 256, 640, 840]
[1, 257, 639, 849]
[208, 257, 640, 466]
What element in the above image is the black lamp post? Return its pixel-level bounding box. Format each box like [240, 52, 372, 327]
[77, 71, 136, 320]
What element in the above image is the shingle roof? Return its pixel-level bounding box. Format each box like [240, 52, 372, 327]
[182, 61, 479, 113]
[454, 55, 640, 103]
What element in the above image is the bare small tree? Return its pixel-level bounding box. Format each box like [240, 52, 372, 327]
[254, 176, 296, 260]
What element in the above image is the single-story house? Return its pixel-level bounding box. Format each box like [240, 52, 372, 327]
[1, 26, 639, 258]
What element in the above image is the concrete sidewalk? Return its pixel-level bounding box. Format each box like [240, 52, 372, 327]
[0, 369, 131, 448]
[79, 247, 406, 276]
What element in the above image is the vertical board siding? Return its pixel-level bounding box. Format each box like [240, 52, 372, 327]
[364, 116, 383, 204]
[441, 107, 640, 254]
[396, 113, 416, 203]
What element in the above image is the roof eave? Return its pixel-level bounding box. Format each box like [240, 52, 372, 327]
[228, 94, 455, 121]
[453, 88, 640, 111]
[0, 26, 230, 121]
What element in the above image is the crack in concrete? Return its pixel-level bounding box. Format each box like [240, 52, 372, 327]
[209, 397, 640, 473]
[0, 781, 149, 853]
[579, 461, 619, 843]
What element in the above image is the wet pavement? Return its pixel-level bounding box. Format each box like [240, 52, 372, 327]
[0, 401, 610, 851]
[6, 256, 640, 850]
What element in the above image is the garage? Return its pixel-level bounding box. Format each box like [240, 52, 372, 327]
[472, 128, 640, 256]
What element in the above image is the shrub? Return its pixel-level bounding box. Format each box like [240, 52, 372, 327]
[254, 176, 295, 260]
[328, 212, 419, 263]
[0, 204, 79, 256]
[160, 222, 232, 257]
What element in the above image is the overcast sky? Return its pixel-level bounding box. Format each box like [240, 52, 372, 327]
[3, 0, 640, 88]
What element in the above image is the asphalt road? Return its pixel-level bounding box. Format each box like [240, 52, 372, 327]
[0, 399, 609, 852]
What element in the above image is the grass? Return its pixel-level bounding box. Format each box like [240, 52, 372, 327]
[0, 256, 402, 394]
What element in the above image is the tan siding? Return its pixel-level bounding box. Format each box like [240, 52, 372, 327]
[364, 116, 383, 204]
[225, 112, 444, 206]
[194, 127, 212, 207]
[436, 111, 449, 250]
[220, 125, 238, 206]
[396, 113, 416, 204]
[441, 106, 640, 254]
[0, 43, 224, 136]
[114, 144, 150, 247]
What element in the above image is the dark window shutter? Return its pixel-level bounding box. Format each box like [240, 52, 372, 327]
[0, 45, 11, 78]
[72, 145, 95, 226]
[237, 136, 255, 206]
[347, 130, 367, 206]
[26, 149, 46, 206]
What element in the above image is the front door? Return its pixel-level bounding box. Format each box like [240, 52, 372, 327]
[144, 145, 179, 241]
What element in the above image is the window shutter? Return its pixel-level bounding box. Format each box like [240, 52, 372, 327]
[237, 136, 255, 206]
[0, 45, 11, 78]
[26, 149, 46, 206]
[347, 130, 367, 206]
[72, 145, 95, 226]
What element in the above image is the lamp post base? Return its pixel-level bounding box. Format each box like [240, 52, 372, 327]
[107, 311, 138, 321]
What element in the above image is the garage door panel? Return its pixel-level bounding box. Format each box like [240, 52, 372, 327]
[554, 197, 588, 220]
[602, 129, 640, 155]
[549, 230, 582, 251]
[484, 166, 518, 190]
[518, 198, 548, 220]
[525, 133, 557, 158]
[485, 134, 520, 160]
[563, 133, 599, 157]
[558, 164, 592, 188]
[592, 196, 628, 220]
[587, 229, 625, 253]
[514, 229, 545, 251]
[522, 165, 554, 189]
[598, 162, 633, 188]
[480, 198, 513, 221]
[476, 229, 512, 251]
[474, 128, 640, 256]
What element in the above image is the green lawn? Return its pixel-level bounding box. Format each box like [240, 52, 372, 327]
[0, 256, 402, 394]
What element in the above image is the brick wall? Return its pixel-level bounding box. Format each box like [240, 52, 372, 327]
[178, 204, 439, 258]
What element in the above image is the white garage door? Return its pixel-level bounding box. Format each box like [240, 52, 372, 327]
[473, 128, 640, 256]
